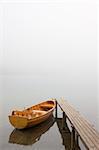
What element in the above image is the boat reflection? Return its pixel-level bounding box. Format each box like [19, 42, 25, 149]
[9, 115, 55, 145]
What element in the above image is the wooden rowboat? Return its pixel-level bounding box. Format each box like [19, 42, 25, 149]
[8, 99, 56, 129]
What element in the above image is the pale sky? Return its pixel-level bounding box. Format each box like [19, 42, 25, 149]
[0, 0, 97, 75]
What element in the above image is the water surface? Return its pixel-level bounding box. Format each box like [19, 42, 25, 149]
[0, 75, 98, 150]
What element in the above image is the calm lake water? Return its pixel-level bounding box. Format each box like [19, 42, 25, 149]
[0, 75, 98, 150]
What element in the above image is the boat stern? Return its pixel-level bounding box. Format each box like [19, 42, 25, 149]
[9, 115, 28, 129]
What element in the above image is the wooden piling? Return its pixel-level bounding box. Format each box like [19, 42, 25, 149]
[55, 100, 57, 119]
[71, 126, 75, 150]
[62, 111, 66, 130]
[75, 133, 79, 147]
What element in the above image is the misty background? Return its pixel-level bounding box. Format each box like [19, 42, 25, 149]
[0, 0, 99, 130]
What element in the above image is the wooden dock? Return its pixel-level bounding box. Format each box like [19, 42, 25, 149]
[56, 99, 99, 150]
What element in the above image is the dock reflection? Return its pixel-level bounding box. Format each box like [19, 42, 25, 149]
[9, 115, 55, 145]
[56, 118, 81, 150]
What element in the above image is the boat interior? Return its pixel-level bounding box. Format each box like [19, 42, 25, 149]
[11, 100, 55, 119]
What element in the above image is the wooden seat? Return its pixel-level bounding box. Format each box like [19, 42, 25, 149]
[33, 110, 46, 114]
[40, 105, 53, 108]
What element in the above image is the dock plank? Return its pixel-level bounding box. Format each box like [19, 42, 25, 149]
[57, 99, 99, 150]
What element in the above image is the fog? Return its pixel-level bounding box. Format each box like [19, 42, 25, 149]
[0, 0, 99, 130]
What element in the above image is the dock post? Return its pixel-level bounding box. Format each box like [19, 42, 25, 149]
[75, 133, 79, 148]
[62, 111, 66, 130]
[71, 126, 75, 150]
[55, 100, 57, 119]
